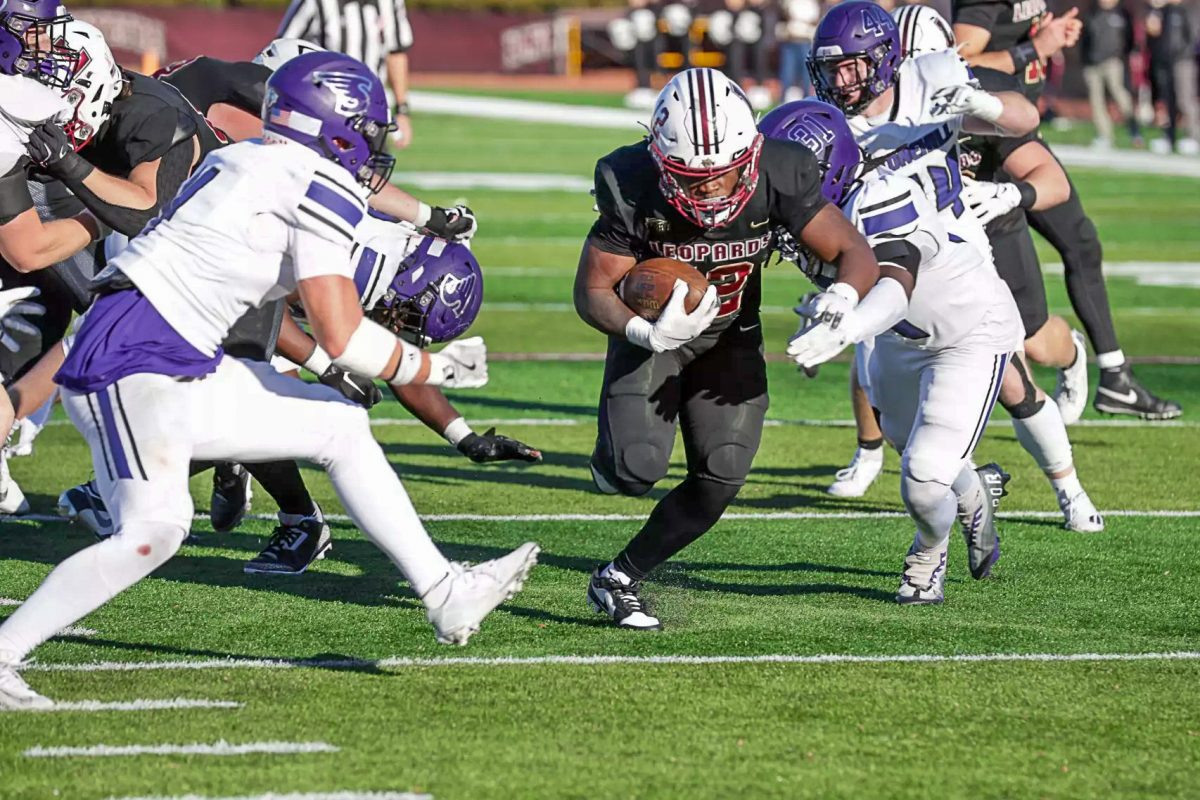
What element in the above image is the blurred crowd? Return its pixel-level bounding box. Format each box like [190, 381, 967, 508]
[607, 0, 1200, 154]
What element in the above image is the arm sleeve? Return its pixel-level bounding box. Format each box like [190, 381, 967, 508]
[289, 169, 367, 281]
[952, 0, 1006, 30]
[0, 161, 34, 225]
[771, 142, 828, 237]
[586, 158, 637, 257]
[59, 139, 194, 237]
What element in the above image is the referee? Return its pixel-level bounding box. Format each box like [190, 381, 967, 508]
[277, 0, 416, 149]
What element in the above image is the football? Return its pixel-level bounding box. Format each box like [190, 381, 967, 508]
[619, 258, 710, 321]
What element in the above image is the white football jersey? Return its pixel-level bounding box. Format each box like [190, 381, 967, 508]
[0, 74, 71, 174]
[848, 49, 989, 253]
[350, 212, 423, 312]
[107, 138, 369, 356]
[843, 172, 1020, 350]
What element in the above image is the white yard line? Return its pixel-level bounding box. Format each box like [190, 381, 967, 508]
[23, 740, 338, 758]
[110, 794, 429, 800]
[21, 651, 1200, 675]
[20, 698, 243, 713]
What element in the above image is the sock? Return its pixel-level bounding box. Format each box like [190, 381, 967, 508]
[1096, 350, 1126, 370]
[601, 561, 637, 585]
[1012, 401, 1074, 476]
[246, 460, 315, 517]
[278, 503, 322, 528]
[0, 522, 186, 661]
[1051, 469, 1084, 501]
[951, 464, 982, 505]
[617, 477, 741, 577]
[856, 439, 885, 461]
[901, 475, 956, 550]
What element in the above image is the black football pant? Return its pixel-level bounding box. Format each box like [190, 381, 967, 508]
[1026, 140, 1121, 356]
[591, 316, 768, 578]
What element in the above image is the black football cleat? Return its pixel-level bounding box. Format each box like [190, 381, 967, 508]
[210, 463, 252, 533]
[243, 513, 332, 575]
[587, 567, 661, 630]
[1093, 365, 1182, 421]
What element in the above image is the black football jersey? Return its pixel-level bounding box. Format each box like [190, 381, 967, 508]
[82, 71, 224, 178]
[156, 56, 269, 117]
[589, 137, 827, 328]
[952, 0, 1048, 100]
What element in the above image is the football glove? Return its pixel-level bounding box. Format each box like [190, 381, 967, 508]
[429, 336, 488, 388]
[425, 205, 478, 242]
[787, 286, 859, 369]
[961, 177, 1023, 227]
[457, 427, 543, 463]
[0, 286, 45, 353]
[626, 280, 720, 353]
[930, 84, 1003, 123]
[25, 122, 93, 182]
[318, 364, 383, 409]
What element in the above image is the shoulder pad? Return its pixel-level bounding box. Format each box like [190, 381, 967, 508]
[910, 49, 973, 90]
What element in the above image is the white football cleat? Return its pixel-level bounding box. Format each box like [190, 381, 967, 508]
[0, 660, 52, 710]
[1059, 489, 1105, 533]
[1053, 329, 1089, 426]
[897, 536, 948, 605]
[425, 542, 539, 646]
[0, 451, 29, 516]
[827, 447, 884, 498]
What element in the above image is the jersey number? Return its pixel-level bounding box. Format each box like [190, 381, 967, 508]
[708, 261, 754, 319]
[144, 166, 220, 234]
[926, 151, 964, 217]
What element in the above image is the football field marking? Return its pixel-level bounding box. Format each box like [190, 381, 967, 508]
[18, 698, 243, 713]
[23, 740, 339, 758]
[109, 793, 431, 800]
[21, 650, 1200, 674]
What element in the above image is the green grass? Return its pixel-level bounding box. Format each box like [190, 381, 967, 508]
[1, 100, 1199, 799]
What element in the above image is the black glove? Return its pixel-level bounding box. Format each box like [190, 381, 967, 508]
[457, 427, 542, 463]
[318, 364, 383, 409]
[424, 204, 477, 241]
[26, 122, 93, 182]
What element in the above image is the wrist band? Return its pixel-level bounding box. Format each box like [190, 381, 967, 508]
[393, 101, 410, 116]
[303, 344, 332, 375]
[443, 417, 473, 446]
[1008, 41, 1039, 72]
[414, 202, 432, 227]
[1015, 181, 1038, 209]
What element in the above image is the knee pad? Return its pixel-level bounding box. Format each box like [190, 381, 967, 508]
[1001, 358, 1045, 420]
[590, 442, 666, 498]
[696, 442, 755, 486]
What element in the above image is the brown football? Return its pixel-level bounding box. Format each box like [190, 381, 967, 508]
[619, 258, 710, 322]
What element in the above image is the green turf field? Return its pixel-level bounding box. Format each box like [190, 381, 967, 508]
[2, 108, 1199, 799]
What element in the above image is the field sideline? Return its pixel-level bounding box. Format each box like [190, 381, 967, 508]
[1, 100, 1199, 798]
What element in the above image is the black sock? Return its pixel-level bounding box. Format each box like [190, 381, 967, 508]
[858, 437, 884, 450]
[616, 477, 742, 578]
[245, 460, 315, 517]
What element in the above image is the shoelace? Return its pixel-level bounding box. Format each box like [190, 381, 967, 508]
[268, 526, 306, 550]
[605, 579, 646, 614]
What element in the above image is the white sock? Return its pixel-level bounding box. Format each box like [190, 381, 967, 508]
[278, 504, 322, 528]
[951, 464, 980, 498]
[1051, 469, 1084, 501]
[1096, 350, 1126, 370]
[0, 522, 185, 660]
[600, 562, 633, 585]
[1012, 401, 1074, 476]
[901, 475, 956, 550]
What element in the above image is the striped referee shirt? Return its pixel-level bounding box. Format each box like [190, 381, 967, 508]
[277, 0, 412, 79]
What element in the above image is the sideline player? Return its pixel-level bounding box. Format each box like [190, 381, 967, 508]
[577, 67, 885, 630]
[952, 0, 1181, 420]
[0, 52, 540, 709]
[763, 99, 1021, 602]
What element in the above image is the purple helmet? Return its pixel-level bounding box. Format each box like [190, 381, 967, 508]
[758, 99, 862, 206]
[263, 50, 395, 193]
[0, 0, 76, 88]
[368, 236, 483, 346]
[808, 0, 901, 116]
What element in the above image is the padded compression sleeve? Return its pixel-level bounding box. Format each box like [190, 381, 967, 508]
[55, 139, 193, 237]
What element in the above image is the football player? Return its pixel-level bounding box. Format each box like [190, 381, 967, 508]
[0, 52, 540, 709]
[0, 283, 45, 514]
[577, 67, 885, 630]
[952, 0, 1181, 420]
[763, 99, 1021, 602]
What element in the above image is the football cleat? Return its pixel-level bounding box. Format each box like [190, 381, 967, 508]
[1053, 329, 1089, 426]
[425, 542, 540, 645]
[957, 463, 1010, 580]
[587, 566, 661, 630]
[1093, 364, 1182, 420]
[0, 451, 29, 516]
[56, 480, 114, 539]
[0, 660, 52, 710]
[1058, 489, 1105, 533]
[210, 463, 252, 533]
[896, 537, 948, 605]
[243, 511, 332, 575]
[826, 447, 884, 498]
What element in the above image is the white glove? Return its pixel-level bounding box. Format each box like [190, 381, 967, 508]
[930, 84, 1004, 123]
[795, 282, 857, 329]
[428, 336, 488, 388]
[787, 286, 859, 368]
[961, 177, 1023, 227]
[626, 280, 720, 353]
[0, 286, 45, 353]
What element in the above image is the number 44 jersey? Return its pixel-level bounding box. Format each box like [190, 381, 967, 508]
[848, 49, 989, 254]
